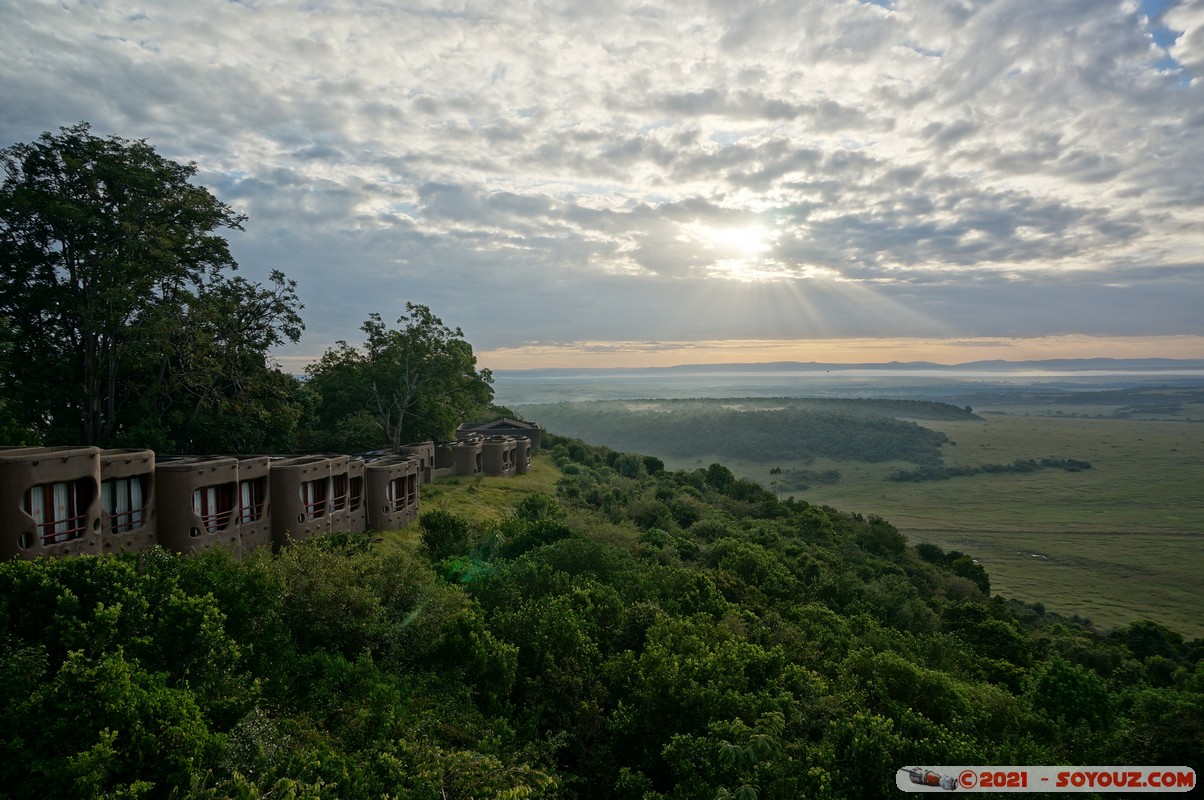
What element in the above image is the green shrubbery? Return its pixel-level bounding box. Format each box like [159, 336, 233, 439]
[1, 437, 1200, 798]
[527, 404, 952, 465]
[889, 457, 1093, 482]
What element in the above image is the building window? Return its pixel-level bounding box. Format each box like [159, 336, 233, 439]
[387, 476, 407, 512]
[192, 484, 235, 533]
[22, 480, 91, 546]
[299, 479, 327, 521]
[102, 476, 148, 533]
[349, 476, 363, 511]
[238, 478, 266, 524]
[406, 473, 418, 507]
[329, 474, 348, 512]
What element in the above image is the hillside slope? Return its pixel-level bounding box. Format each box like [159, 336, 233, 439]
[1, 440, 1201, 799]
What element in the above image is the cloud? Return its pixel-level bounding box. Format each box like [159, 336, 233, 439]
[1, 0, 1202, 369]
[1165, 0, 1204, 76]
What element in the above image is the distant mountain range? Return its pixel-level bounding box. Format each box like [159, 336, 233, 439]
[495, 357, 1204, 378]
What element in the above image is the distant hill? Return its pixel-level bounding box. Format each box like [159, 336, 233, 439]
[495, 357, 1204, 378]
[518, 398, 962, 466]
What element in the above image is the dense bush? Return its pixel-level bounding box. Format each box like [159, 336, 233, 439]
[530, 404, 951, 465]
[1, 440, 1200, 799]
[889, 457, 1093, 482]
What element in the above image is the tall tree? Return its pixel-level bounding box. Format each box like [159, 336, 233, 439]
[132, 270, 308, 453]
[0, 123, 304, 449]
[307, 304, 493, 451]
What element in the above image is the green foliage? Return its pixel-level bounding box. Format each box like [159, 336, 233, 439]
[305, 304, 493, 451]
[0, 123, 304, 450]
[420, 509, 474, 561]
[643, 455, 666, 475]
[612, 452, 648, 480]
[1118, 686, 1204, 765]
[768, 467, 842, 492]
[706, 462, 737, 490]
[3, 435, 1202, 798]
[499, 515, 577, 559]
[888, 456, 1093, 482]
[514, 492, 565, 523]
[913, 543, 990, 595]
[1025, 656, 1118, 756]
[523, 401, 953, 465]
[330, 409, 384, 452]
[0, 316, 34, 444]
[1110, 619, 1185, 661]
[853, 515, 907, 559]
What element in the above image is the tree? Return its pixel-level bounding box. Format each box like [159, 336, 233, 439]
[123, 269, 308, 453]
[0, 123, 304, 449]
[0, 316, 33, 443]
[307, 304, 493, 450]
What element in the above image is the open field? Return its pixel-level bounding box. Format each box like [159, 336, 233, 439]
[664, 411, 1204, 636]
[419, 452, 562, 522]
[374, 453, 561, 554]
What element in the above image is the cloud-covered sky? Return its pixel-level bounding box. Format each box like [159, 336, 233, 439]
[3, 0, 1203, 369]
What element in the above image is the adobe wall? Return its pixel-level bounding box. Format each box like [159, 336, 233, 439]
[234, 455, 272, 556]
[346, 456, 367, 534]
[399, 441, 435, 484]
[482, 436, 516, 477]
[2, 421, 529, 562]
[364, 454, 420, 531]
[269, 455, 332, 548]
[324, 455, 356, 535]
[0, 446, 103, 559]
[514, 437, 532, 475]
[452, 438, 483, 477]
[156, 456, 241, 554]
[100, 448, 157, 555]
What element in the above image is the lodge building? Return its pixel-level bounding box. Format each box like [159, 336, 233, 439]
[0, 422, 539, 561]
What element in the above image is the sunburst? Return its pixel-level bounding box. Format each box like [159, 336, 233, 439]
[682, 222, 781, 281]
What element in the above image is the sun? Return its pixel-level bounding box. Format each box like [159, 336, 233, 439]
[681, 222, 781, 281]
[704, 224, 773, 255]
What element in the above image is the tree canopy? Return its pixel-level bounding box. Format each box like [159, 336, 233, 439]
[0, 123, 305, 450]
[1, 437, 1200, 798]
[306, 304, 494, 451]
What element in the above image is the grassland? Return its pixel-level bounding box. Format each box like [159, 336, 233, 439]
[384, 390, 1203, 635]
[559, 391, 1204, 637]
[669, 412, 1204, 636]
[373, 453, 562, 554]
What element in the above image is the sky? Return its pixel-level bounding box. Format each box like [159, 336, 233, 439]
[2, 0, 1203, 371]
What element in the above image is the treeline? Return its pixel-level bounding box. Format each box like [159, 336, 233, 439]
[888, 457, 1093, 482]
[0, 125, 493, 454]
[4, 436, 1200, 798]
[522, 404, 951, 465]
[574, 397, 981, 421]
[768, 467, 843, 492]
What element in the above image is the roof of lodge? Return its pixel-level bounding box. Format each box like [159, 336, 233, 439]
[458, 417, 540, 431]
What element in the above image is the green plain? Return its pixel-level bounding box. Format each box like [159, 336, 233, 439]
[663, 404, 1204, 637]
[374, 453, 562, 554]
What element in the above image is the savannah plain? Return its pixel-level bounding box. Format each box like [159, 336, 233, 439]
[523, 386, 1204, 637]
[708, 391, 1204, 637]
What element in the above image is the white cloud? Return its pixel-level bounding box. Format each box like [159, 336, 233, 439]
[2, 0, 1202, 367]
[1165, 0, 1204, 75]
